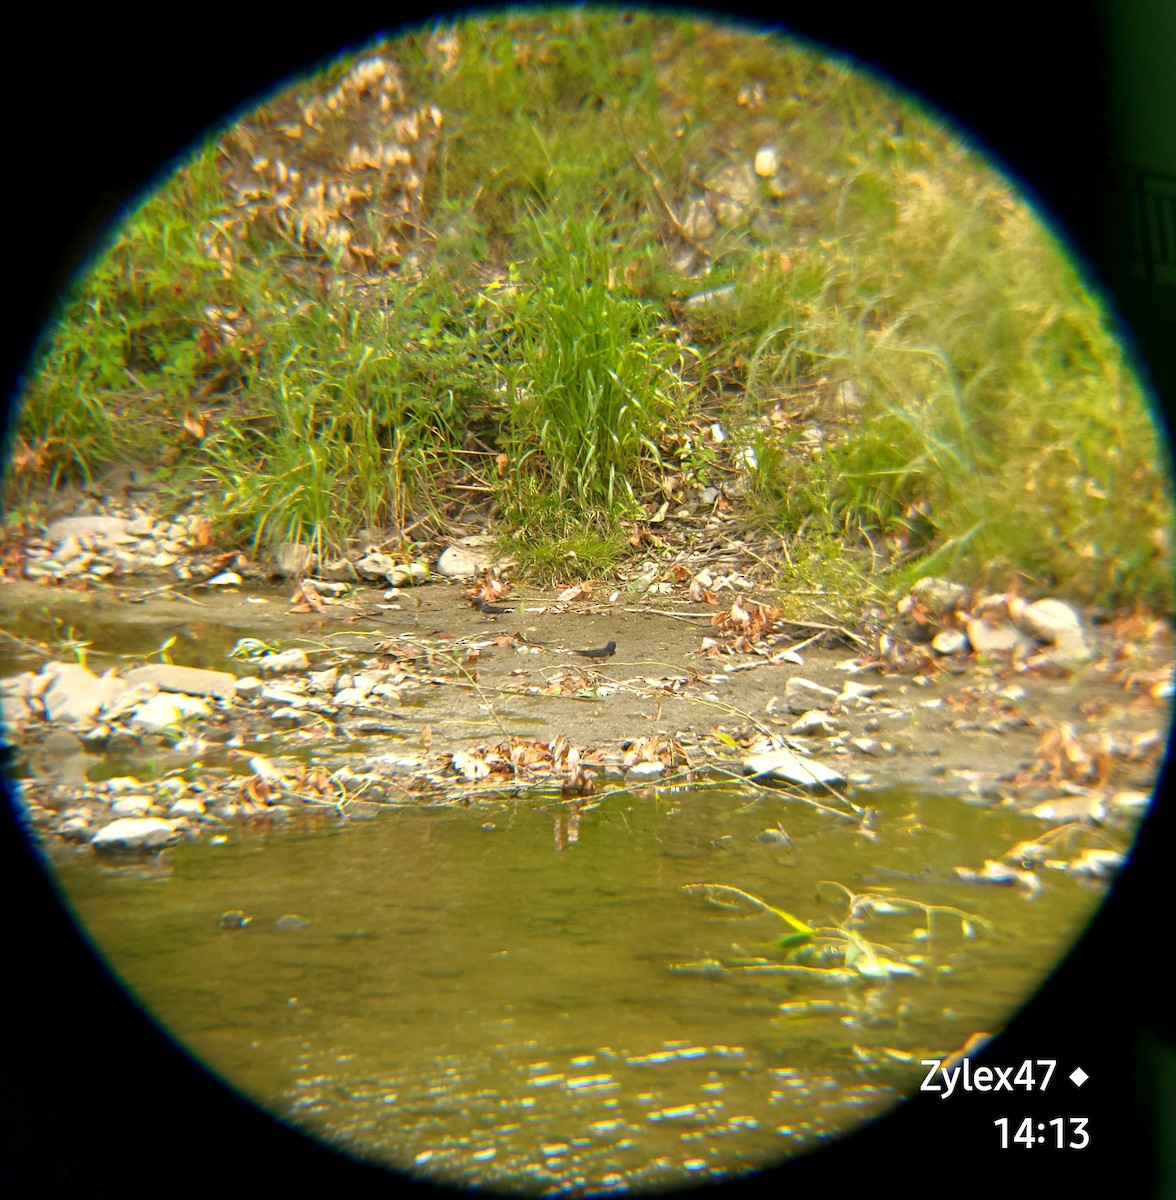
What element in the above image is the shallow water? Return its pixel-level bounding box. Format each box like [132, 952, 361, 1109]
[53, 782, 1108, 1194]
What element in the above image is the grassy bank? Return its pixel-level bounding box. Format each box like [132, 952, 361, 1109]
[6, 11, 1172, 611]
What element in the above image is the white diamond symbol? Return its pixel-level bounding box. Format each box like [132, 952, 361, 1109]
[1070, 1067, 1089, 1087]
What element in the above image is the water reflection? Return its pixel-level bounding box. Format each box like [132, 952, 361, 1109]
[54, 784, 1110, 1193]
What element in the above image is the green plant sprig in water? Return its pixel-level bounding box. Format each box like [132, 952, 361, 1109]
[52, 622, 93, 670]
[683, 880, 994, 982]
[816, 879, 996, 944]
[682, 882, 815, 950]
[144, 635, 177, 666]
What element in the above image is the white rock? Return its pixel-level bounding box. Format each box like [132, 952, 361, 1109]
[110, 796, 153, 817]
[791, 710, 839, 735]
[965, 616, 1035, 657]
[436, 545, 489, 577]
[1108, 790, 1152, 815]
[168, 798, 206, 818]
[207, 571, 243, 588]
[1068, 848, 1125, 880]
[626, 761, 666, 780]
[91, 817, 179, 852]
[390, 561, 430, 587]
[836, 681, 885, 706]
[355, 551, 398, 580]
[1048, 629, 1094, 668]
[303, 579, 349, 599]
[270, 707, 309, 726]
[1009, 596, 1080, 639]
[1029, 794, 1107, 823]
[53, 534, 84, 563]
[307, 668, 339, 693]
[910, 577, 969, 614]
[129, 692, 211, 734]
[41, 663, 130, 724]
[256, 650, 311, 675]
[57, 816, 92, 841]
[122, 664, 238, 698]
[1, 694, 36, 728]
[932, 629, 969, 655]
[1009, 597, 1093, 666]
[784, 677, 838, 714]
[320, 558, 360, 582]
[44, 515, 131, 543]
[259, 686, 309, 707]
[97, 683, 161, 724]
[744, 748, 846, 788]
[0, 671, 41, 699]
[102, 776, 147, 793]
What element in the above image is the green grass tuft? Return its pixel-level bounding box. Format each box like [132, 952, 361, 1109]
[493, 209, 696, 531]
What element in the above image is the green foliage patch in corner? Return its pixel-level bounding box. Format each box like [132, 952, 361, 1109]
[11, 141, 246, 493]
[729, 151, 1174, 610]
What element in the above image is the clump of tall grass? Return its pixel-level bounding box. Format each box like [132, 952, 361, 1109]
[735, 148, 1173, 609]
[494, 211, 696, 537]
[203, 267, 497, 559]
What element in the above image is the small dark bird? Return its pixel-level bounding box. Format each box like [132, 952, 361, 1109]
[472, 597, 512, 615]
[574, 640, 616, 659]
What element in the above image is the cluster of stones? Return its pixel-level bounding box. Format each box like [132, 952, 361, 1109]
[740, 675, 892, 789]
[740, 654, 1152, 824]
[738, 663, 1149, 889]
[890, 578, 1095, 670]
[21, 511, 221, 585]
[17, 509, 443, 591]
[677, 145, 806, 276]
[4, 651, 434, 854]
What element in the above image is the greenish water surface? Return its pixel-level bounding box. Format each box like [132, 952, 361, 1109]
[54, 784, 1107, 1194]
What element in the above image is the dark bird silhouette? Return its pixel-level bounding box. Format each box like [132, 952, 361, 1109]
[472, 597, 512, 615]
[574, 640, 616, 659]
